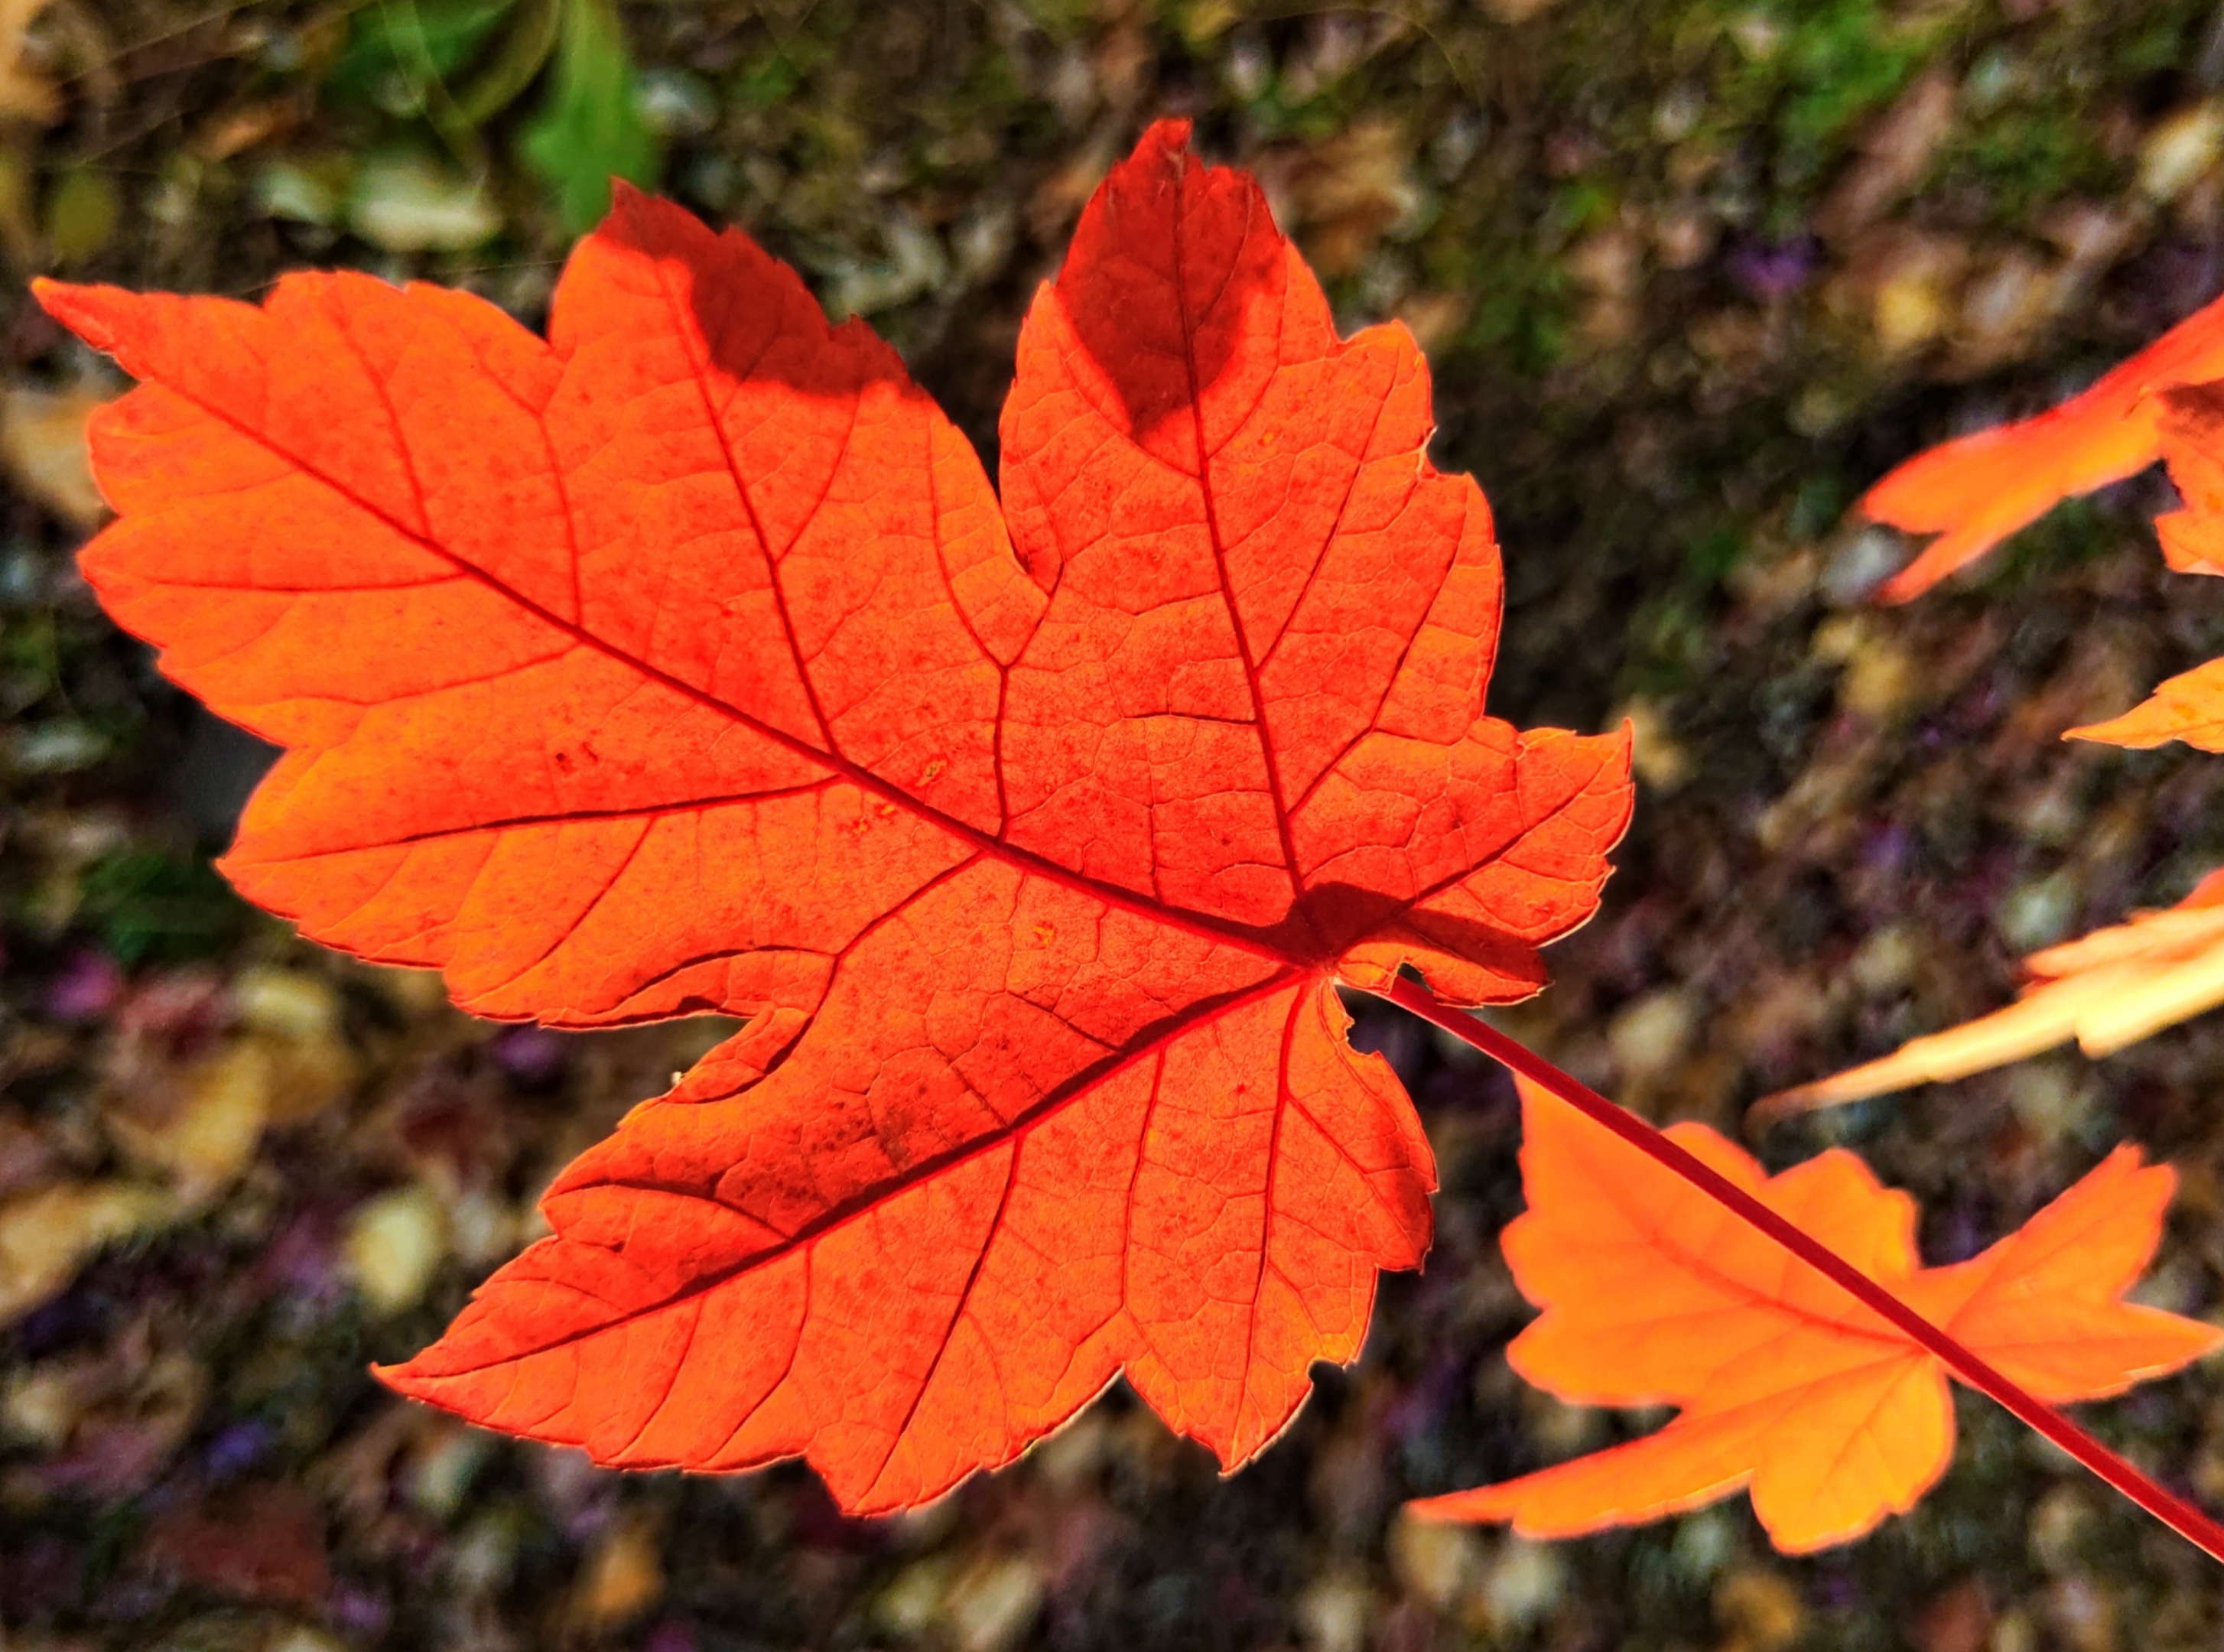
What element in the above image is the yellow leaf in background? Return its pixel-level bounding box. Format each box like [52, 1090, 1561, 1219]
[102, 1039, 274, 1204]
[343, 1185, 450, 1317]
[1, 377, 111, 528]
[0, 0, 60, 126]
[99, 971, 358, 1205]
[1754, 871, 2224, 1122]
[0, 1179, 171, 1324]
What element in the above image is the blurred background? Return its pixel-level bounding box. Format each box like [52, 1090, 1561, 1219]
[5, 1, 2224, 1648]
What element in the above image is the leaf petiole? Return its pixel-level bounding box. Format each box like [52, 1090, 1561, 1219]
[1374, 974, 2224, 1565]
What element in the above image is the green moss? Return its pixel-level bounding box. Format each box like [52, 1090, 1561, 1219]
[4, 609, 62, 708]
[1771, 0, 1933, 155]
[326, 0, 519, 109]
[516, 0, 662, 230]
[1007, 0, 1097, 41]
[1624, 589, 1716, 697]
[1463, 253, 1575, 378]
[1690, 0, 1953, 197]
[731, 47, 801, 112]
[1985, 494, 2126, 591]
[75, 848, 247, 965]
[1684, 524, 1747, 588]
[43, 169, 120, 264]
[2116, 11, 2197, 73]
[1936, 105, 2118, 217]
[1789, 474, 1852, 541]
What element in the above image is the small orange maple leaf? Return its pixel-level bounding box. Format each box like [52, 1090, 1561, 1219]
[1411, 1077, 2222, 1553]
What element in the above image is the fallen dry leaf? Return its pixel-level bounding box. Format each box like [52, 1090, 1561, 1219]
[1816, 70, 1957, 241]
[0, 1178, 171, 1325]
[141, 1481, 333, 1608]
[2, 378, 112, 528]
[0, 0, 60, 126]
[1255, 115, 1422, 277]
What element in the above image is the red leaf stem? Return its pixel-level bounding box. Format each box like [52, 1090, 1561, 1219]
[1374, 974, 2224, 1564]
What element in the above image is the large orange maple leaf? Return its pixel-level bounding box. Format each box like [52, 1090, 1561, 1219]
[35, 122, 1632, 1513]
[1411, 1078, 2222, 1552]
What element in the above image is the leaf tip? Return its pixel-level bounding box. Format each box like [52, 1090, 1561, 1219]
[1400, 1488, 1499, 1525]
[371, 1350, 479, 1425]
[1133, 115, 1196, 159]
[28, 276, 109, 350]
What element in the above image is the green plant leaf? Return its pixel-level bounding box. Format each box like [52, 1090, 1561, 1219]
[77, 849, 246, 965]
[328, 0, 519, 109]
[516, 0, 662, 232]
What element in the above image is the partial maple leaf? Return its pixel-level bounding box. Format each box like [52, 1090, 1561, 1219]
[2066, 382, 2224, 753]
[2070, 659, 2224, 750]
[36, 120, 1632, 1513]
[1861, 291, 2224, 602]
[1756, 871, 2224, 1120]
[1777, 377, 2224, 1114]
[1410, 1078, 2221, 1553]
